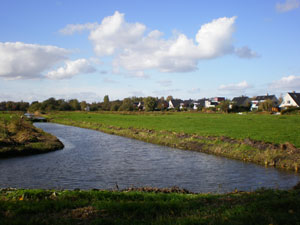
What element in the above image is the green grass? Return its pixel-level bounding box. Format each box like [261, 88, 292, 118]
[0, 112, 64, 157]
[0, 188, 300, 224]
[49, 111, 300, 147]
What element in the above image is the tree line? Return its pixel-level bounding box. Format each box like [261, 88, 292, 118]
[0, 96, 167, 112]
[0, 95, 280, 113]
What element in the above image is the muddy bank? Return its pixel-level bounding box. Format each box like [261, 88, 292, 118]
[50, 119, 300, 172]
[0, 119, 64, 158]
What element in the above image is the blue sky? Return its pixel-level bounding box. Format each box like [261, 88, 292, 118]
[0, 0, 300, 102]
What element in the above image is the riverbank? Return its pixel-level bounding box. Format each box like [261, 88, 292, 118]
[48, 112, 300, 172]
[0, 187, 300, 224]
[0, 113, 64, 157]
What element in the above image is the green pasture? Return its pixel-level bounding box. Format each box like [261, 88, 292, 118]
[0, 188, 300, 224]
[50, 112, 300, 148]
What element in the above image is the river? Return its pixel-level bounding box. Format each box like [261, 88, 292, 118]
[0, 122, 299, 193]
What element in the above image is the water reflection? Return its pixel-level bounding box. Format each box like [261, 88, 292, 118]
[0, 123, 299, 193]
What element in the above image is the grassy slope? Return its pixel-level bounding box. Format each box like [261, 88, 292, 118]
[48, 111, 300, 172]
[0, 188, 300, 225]
[0, 112, 64, 157]
[50, 112, 300, 147]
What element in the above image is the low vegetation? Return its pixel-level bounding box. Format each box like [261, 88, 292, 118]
[0, 187, 300, 224]
[48, 111, 300, 171]
[0, 112, 64, 157]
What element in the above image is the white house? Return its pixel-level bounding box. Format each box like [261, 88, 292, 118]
[279, 92, 300, 109]
[168, 99, 182, 109]
[250, 94, 277, 111]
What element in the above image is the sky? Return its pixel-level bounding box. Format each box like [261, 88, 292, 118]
[0, 0, 300, 102]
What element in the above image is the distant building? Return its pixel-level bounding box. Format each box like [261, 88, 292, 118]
[279, 92, 300, 109]
[179, 100, 193, 110]
[192, 99, 206, 110]
[251, 94, 278, 111]
[168, 99, 182, 109]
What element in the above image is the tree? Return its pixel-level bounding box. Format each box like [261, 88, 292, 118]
[218, 100, 230, 113]
[144, 97, 157, 111]
[102, 95, 110, 111]
[119, 98, 134, 111]
[68, 99, 80, 110]
[110, 100, 122, 111]
[259, 99, 274, 112]
[80, 101, 87, 111]
[166, 96, 173, 102]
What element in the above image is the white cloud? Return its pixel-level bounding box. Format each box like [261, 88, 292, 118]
[65, 11, 255, 74]
[89, 11, 146, 56]
[270, 75, 300, 90]
[59, 23, 99, 35]
[235, 46, 259, 59]
[46, 59, 96, 79]
[276, 0, 300, 12]
[0, 42, 69, 79]
[219, 81, 252, 92]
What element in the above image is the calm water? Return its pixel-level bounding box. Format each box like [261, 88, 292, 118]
[0, 123, 299, 193]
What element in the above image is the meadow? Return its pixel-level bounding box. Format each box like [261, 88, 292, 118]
[50, 111, 300, 147]
[0, 188, 300, 224]
[48, 111, 300, 172]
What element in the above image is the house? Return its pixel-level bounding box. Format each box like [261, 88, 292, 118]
[205, 100, 218, 108]
[85, 106, 90, 111]
[137, 102, 145, 110]
[179, 100, 193, 110]
[230, 96, 251, 110]
[250, 94, 278, 111]
[157, 100, 168, 110]
[279, 92, 300, 109]
[168, 99, 182, 109]
[192, 99, 206, 110]
[231, 96, 251, 107]
[212, 97, 225, 103]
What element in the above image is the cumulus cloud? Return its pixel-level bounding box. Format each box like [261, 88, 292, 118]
[276, 0, 300, 12]
[46, 59, 96, 79]
[89, 11, 146, 56]
[219, 81, 252, 92]
[59, 23, 99, 35]
[62, 11, 256, 74]
[0, 42, 69, 79]
[270, 75, 300, 90]
[235, 46, 259, 59]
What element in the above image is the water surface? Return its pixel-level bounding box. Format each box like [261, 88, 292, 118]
[0, 123, 299, 193]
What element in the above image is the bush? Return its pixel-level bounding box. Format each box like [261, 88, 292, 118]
[281, 107, 300, 115]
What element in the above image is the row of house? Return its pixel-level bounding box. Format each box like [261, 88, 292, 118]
[159, 92, 300, 111]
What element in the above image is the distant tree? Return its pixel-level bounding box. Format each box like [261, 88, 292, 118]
[41, 98, 59, 111]
[59, 101, 72, 111]
[218, 100, 230, 113]
[80, 101, 87, 111]
[166, 96, 173, 102]
[68, 99, 80, 110]
[259, 99, 274, 112]
[102, 95, 110, 111]
[90, 102, 99, 111]
[110, 100, 122, 111]
[144, 97, 157, 111]
[119, 98, 134, 111]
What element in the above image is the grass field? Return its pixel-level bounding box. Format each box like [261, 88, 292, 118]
[50, 111, 300, 147]
[0, 112, 64, 157]
[0, 188, 300, 224]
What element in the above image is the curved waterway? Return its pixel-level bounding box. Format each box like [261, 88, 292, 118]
[0, 123, 299, 193]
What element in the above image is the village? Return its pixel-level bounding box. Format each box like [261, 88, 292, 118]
[133, 91, 300, 112]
